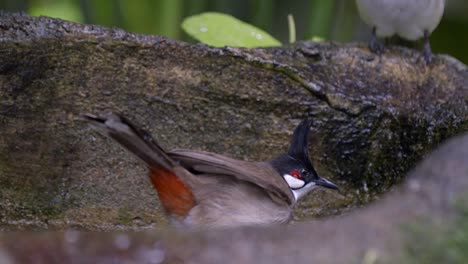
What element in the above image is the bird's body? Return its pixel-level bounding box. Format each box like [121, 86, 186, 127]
[83, 113, 337, 227]
[356, 0, 445, 40]
[158, 150, 294, 226]
[355, 0, 445, 61]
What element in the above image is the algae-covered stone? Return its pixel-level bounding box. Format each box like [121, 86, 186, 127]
[0, 13, 466, 229]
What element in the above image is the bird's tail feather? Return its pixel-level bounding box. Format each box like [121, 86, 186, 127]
[81, 113, 175, 171]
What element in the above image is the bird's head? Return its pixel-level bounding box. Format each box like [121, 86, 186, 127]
[271, 119, 338, 201]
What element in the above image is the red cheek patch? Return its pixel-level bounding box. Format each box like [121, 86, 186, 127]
[290, 169, 302, 179]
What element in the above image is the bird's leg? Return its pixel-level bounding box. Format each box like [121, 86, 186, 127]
[369, 26, 384, 54]
[422, 30, 433, 63]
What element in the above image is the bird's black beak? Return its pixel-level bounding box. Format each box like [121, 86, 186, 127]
[314, 177, 339, 190]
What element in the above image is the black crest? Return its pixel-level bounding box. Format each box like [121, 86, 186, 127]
[288, 119, 315, 172]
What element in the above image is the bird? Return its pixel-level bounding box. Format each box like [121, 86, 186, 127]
[355, 0, 445, 62]
[82, 113, 338, 227]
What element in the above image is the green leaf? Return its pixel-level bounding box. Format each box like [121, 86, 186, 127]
[28, 0, 83, 23]
[310, 36, 325, 42]
[182, 12, 281, 48]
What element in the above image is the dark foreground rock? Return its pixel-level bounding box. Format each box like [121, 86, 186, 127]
[1, 133, 467, 264]
[0, 13, 467, 229]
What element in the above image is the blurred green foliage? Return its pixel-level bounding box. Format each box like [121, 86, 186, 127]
[0, 0, 467, 62]
[398, 197, 468, 264]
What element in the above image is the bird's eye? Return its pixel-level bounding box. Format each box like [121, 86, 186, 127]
[290, 169, 302, 179]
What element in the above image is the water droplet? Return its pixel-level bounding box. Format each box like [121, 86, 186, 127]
[78, 91, 88, 98]
[137, 246, 165, 264]
[0, 248, 14, 264]
[200, 27, 208, 32]
[102, 90, 112, 96]
[256, 34, 263, 40]
[408, 179, 421, 192]
[64, 229, 80, 244]
[114, 234, 131, 250]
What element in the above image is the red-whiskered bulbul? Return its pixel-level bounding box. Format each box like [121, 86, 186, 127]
[82, 113, 338, 227]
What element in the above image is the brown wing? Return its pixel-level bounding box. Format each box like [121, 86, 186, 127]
[168, 149, 294, 205]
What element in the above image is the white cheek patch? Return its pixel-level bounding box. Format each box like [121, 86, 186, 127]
[292, 182, 317, 201]
[284, 174, 305, 189]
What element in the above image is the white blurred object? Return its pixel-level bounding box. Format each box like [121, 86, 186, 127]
[355, 0, 445, 61]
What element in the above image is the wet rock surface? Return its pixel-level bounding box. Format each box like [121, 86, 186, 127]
[0, 13, 467, 230]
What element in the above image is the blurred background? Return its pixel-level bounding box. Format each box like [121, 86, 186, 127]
[1, 0, 467, 63]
